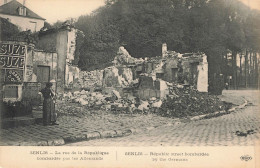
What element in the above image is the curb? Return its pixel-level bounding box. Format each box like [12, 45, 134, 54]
[189, 98, 248, 121]
[32, 129, 134, 146]
[33, 125, 169, 146]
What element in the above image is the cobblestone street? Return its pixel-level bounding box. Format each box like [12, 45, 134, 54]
[67, 90, 260, 146]
[0, 90, 259, 146]
[0, 112, 175, 146]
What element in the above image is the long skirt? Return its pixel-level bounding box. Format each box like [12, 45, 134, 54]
[43, 98, 56, 125]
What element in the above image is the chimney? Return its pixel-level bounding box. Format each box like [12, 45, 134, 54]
[162, 43, 167, 58]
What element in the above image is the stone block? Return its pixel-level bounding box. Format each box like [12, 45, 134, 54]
[143, 89, 150, 100]
[149, 89, 157, 98]
[62, 136, 77, 143]
[53, 138, 65, 146]
[37, 141, 48, 146]
[137, 89, 144, 100]
[74, 134, 88, 141]
[47, 140, 55, 146]
[114, 130, 124, 137]
[100, 130, 117, 138]
[86, 132, 101, 140]
[114, 129, 132, 137]
[139, 76, 154, 89]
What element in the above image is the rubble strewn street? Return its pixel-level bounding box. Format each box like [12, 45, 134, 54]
[0, 2, 260, 168]
[0, 45, 239, 146]
[0, 90, 257, 146]
[66, 90, 260, 146]
[56, 84, 231, 119]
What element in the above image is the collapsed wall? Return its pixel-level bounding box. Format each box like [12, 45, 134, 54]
[73, 46, 139, 89]
[76, 69, 104, 89]
[58, 45, 210, 114]
[70, 45, 208, 100]
[102, 66, 134, 87]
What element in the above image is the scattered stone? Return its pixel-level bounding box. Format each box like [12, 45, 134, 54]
[86, 132, 101, 140]
[112, 90, 121, 99]
[152, 100, 162, 108]
[79, 98, 88, 106]
[138, 101, 149, 111]
[100, 130, 117, 138]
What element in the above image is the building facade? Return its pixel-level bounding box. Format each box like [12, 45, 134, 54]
[0, 0, 45, 32]
[36, 24, 79, 91]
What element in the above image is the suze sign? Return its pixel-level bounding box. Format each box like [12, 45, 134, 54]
[0, 43, 26, 69]
[0, 56, 25, 69]
[0, 42, 26, 84]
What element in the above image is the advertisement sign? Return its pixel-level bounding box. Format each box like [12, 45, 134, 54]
[0, 42, 26, 84]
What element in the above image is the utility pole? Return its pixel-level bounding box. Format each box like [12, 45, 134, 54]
[245, 50, 248, 88]
[232, 51, 237, 90]
[239, 53, 242, 87]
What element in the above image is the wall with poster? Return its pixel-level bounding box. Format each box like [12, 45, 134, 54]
[0, 42, 26, 85]
[0, 41, 60, 119]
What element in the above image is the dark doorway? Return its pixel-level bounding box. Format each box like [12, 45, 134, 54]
[171, 68, 178, 82]
[37, 66, 50, 90]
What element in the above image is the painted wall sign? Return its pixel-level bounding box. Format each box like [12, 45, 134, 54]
[0, 56, 25, 69]
[0, 42, 26, 84]
[0, 43, 26, 56]
[5, 69, 23, 83]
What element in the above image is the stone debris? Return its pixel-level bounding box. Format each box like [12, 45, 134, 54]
[114, 46, 144, 65]
[75, 69, 104, 89]
[56, 82, 231, 118]
[55, 45, 215, 118]
[152, 100, 163, 108]
[112, 90, 121, 99]
[138, 101, 149, 111]
[102, 66, 134, 87]
[57, 87, 166, 115]
[73, 65, 135, 89]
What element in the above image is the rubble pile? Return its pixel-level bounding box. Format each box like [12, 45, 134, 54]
[56, 84, 231, 118]
[55, 87, 165, 115]
[56, 46, 224, 118]
[71, 47, 140, 89]
[75, 70, 104, 89]
[102, 66, 134, 87]
[158, 86, 232, 118]
[114, 46, 144, 65]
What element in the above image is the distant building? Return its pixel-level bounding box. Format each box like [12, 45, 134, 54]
[0, 0, 45, 32]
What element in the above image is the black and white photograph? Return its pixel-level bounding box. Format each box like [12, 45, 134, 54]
[0, 0, 259, 167]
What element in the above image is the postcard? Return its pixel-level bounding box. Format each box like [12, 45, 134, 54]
[0, 0, 259, 167]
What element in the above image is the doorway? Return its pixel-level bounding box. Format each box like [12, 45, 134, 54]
[37, 65, 50, 90]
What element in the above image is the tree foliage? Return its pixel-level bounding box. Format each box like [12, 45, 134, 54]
[74, 0, 260, 80]
[0, 17, 20, 40]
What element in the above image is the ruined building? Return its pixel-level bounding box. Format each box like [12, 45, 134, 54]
[0, 23, 80, 119]
[36, 23, 79, 91]
[77, 43, 208, 100]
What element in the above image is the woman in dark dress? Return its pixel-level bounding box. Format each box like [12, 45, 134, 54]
[40, 82, 58, 126]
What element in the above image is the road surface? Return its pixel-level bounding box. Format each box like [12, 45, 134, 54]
[66, 90, 260, 146]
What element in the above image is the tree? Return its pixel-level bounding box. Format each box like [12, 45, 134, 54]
[73, 0, 260, 92]
[0, 17, 20, 40]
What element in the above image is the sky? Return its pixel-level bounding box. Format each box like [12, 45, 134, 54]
[240, 0, 260, 10]
[17, 0, 105, 23]
[6, 0, 260, 24]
